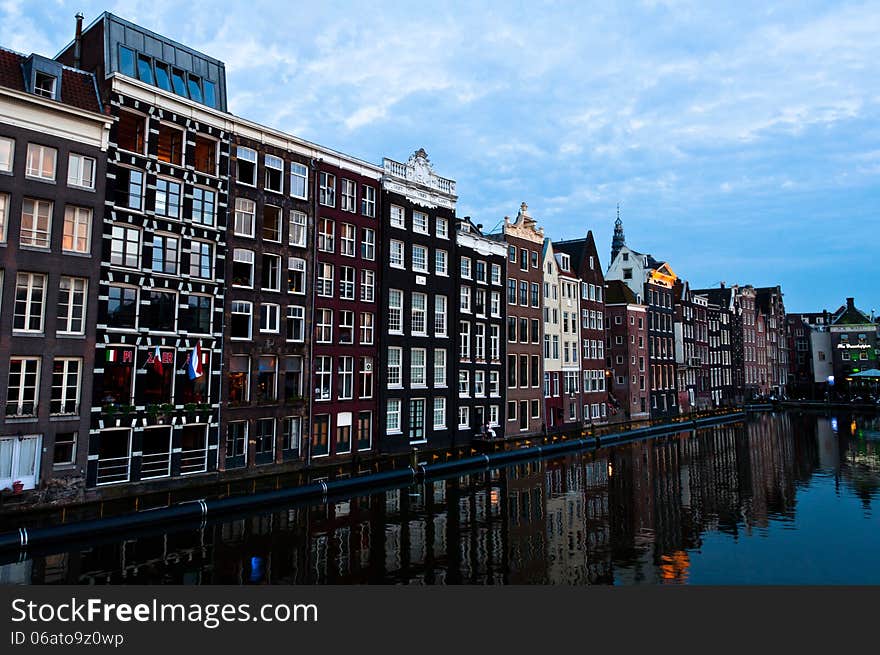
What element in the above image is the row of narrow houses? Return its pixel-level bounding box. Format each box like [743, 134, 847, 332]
[0, 12, 797, 505]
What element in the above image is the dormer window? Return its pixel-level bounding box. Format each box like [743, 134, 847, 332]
[34, 72, 56, 99]
[560, 254, 570, 271]
[622, 252, 629, 261]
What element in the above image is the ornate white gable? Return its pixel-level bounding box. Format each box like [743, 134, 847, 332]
[382, 148, 457, 209]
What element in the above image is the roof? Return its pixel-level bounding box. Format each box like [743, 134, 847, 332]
[605, 279, 639, 305]
[832, 303, 873, 326]
[691, 286, 733, 307]
[0, 46, 101, 113]
[553, 230, 603, 274]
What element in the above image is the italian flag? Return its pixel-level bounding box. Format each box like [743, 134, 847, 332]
[106, 349, 117, 363]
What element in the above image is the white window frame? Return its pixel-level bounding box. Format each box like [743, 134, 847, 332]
[234, 198, 256, 238]
[26, 143, 56, 181]
[290, 162, 308, 200]
[67, 152, 96, 189]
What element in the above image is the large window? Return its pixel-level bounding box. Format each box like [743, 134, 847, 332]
[387, 400, 401, 433]
[259, 303, 280, 333]
[155, 178, 181, 218]
[184, 294, 212, 334]
[193, 135, 216, 175]
[121, 168, 144, 210]
[340, 266, 355, 300]
[390, 205, 405, 228]
[361, 269, 375, 302]
[283, 356, 303, 400]
[156, 124, 183, 165]
[315, 357, 332, 401]
[232, 249, 254, 287]
[434, 349, 446, 386]
[228, 356, 249, 403]
[319, 172, 336, 207]
[261, 253, 282, 291]
[361, 185, 376, 217]
[142, 289, 177, 332]
[311, 415, 330, 457]
[339, 310, 355, 344]
[110, 224, 140, 268]
[341, 179, 356, 212]
[317, 263, 334, 297]
[99, 346, 135, 405]
[20, 198, 52, 248]
[390, 240, 404, 268]
[411, 348, 427, 386]
[413, 211, 429, 234]
[318, 218, 335, 252]
[360, 312, 374, 344]
[255, 356, 277, 403]
[388, 289, 403, 333]
[57, 276, 87, 335]
[234, 198, 256, 237]
[290, 162, 307, 199]
[433, 398, 446, 429]
[107, 286, 137, 328]
[51, 357, 81, 415]
[263, 205, 282, 242]
[6, 357, 40, 417]
[26, 143, 56, 180]
[14, 272, 46, 332]
[288, 257, 306, 295]
[359, 358, 373, 399]
[151, 234, 179, 275]
[338, 356, 354, 400]
[412, 292, 427, 335]
[435, 295, 447, 336]
[67, 153, 95, 189]
[236, 146, 257, 186]
[265, 155, 284, 193]
[192, 188, 215, 225]
[340, 223, 356, 256]
[190, 241, 213, 279]
[289, 210, 307, 247]
[412, 245, 428, 272]
[230, 301, 253, 339]
[316, 308, 333, 342]
[117, 111, 146, 154]
[286, 305, 305, 342]
[387, 347, 402, 387]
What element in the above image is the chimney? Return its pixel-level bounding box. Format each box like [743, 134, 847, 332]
[74, 12, 84, 69]
[846, 297, 855, 310]
[476, 223, 483, 232]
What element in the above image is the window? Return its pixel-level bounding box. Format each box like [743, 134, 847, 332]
[143, 289, 177, 332]
[411, 348, 426, 386]
[475, 324, 486, 360]
[20, 198, 52, 248]
[230, 301, 253, 339]
[317, 263, 334, 297]
[254, 356, 277, 403]
[359, 357, 374, 399]
[156, 124, 183, 166]
[288, 257, 306, 294]
[154, 178, 181, 218]
[436, 249, 448, 275]
[458, 406, 469, 428]
[184, 294, 212, 334]
[335, 356, 354, 401]
[461, 257, 472, 278]
[361, 228, 376, 261]
[282, 417, 302, 453]
[263, 205, 282, 242]
[390, 205, 405, 228]
[286, 305, 305, 342]
[412, 292, 427, 335]
[261, 253, 282, 291]
[387, 347, 402, 387]
[121, 168, 144, 210]
[117, 111, 146, 154]
[340, 223, 356, 256]
[316, 308, 333, 342]
[474, 370, 485, 396]
[361, 185, 376, 217]
[192, 188, 216, 225]
[491, 263, 501, 285]
[409, 399, 425, 441]
[51, 357, 81, 415]
[311, 415, 330, 456]
[433, 398, 446, 429]
[361, 269, 375, 302]
[319, 172, 336, 206]
[232, 249, 254, 287]
[234, 198, 256, 237]
[519, 281, 528, 305]
[490, 291, 501, 317]
[26, 143, 56, 180]
[460, 321, 471, 359]
[476, 260, 486, 283]
[54, 431, 77, 467]
[360, 312, 374, 344]
[460, 286, 471, 313]
[14, 272, 46, 332]
[265, 154, 284, 192]
[490, 325, 500, 360]
[435, 295, 447, 336]
[236, 146, 257, 186]
[107, 286, 136, 329]
[290, 162, 308, 199]
[289, 210, 307, 247]
[57, 277, 87, 335]
[413, 245, 428, 272]
[60, 205, 92, 254]
[6, 357, 40, 417]
[341, 179, 357, 212]
[413, 211, 429, 234]
[189, 241, 213, 278]
[259, 303, 280, 333]
[390, 240, 405, 268]
[489, 371, 500, 396]
[151, 233, 179, 275]
[0, 136, 13, 172]
[531, 282, 540, 307]
[520, 249, 528, 271]
[436, 217, 448, 239]
[388, 289, 403, 333]
[318, 218, 335, 252]
[193, 135, 216, 175]
[283, 356, 303, 400]
[434, 349, 447, 386]
[387, 400, 401, 433]
[255, 418, 275, 457]
[67, 153, 95, 188]
[0, 192, 7, 242]
[339, 310, 355, 344]
[228, 356, 250, 404]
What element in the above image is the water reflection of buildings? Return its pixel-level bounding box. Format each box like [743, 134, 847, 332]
[7, 414, 879, 584]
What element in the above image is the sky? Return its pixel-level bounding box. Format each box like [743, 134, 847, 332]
[3, 0, 878, 314]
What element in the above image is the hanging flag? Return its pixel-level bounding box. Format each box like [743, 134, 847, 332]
[152, 344, 164, 377]
[187, 342, 204, 380]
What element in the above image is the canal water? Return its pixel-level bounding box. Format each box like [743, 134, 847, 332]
[2, 411, 878, 585]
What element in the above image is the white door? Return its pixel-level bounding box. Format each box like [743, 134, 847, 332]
[0, 435, 42, 490]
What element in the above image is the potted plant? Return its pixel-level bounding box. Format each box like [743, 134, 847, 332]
[12, 481, 24, 494]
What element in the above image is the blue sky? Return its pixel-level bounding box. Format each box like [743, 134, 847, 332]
[5, 0, 878, 313]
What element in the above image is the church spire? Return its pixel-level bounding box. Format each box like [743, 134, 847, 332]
[611, 203, 625, 264]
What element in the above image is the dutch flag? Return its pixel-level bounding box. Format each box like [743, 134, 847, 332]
[187, 342, 204, 380]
